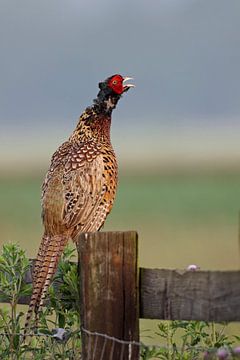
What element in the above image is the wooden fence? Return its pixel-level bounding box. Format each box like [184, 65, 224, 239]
[11, 231, 240, 359]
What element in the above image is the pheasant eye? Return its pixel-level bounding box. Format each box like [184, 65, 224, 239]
[112, 80, 117, 85]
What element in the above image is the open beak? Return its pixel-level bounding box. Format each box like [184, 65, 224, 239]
[123, 77, 135, 92]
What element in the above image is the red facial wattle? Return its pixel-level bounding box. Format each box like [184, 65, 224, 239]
[108, 75, 135, 95]
[108, 75, 124, 94]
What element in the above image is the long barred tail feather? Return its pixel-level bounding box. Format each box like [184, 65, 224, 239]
[37, 235, 69, 314]
[23, 234, 69, 340]
[31, 234, 51, 286]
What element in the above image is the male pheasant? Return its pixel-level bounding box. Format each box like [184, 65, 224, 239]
[24, 74, 134, 336]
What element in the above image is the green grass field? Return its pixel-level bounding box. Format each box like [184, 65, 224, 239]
[0, 170, 240, 270]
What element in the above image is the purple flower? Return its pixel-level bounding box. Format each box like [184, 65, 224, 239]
[187, 264, 200, 271]
[216, 348, 229, 359]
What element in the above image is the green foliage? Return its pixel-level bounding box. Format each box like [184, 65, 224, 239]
[140, 321, 238, 359]
[50, 246, 80, 319]
[0, 243, 81, 359]
[0, 243, 32, 303]
[0, 243, 31, 359]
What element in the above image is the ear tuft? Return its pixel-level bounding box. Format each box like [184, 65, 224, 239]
[98, 82, 106, 90]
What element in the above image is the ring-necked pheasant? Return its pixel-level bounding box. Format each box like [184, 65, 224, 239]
[24, 74, 134, 337]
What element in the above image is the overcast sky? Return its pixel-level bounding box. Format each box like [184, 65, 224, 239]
[1, 0, 240, 170]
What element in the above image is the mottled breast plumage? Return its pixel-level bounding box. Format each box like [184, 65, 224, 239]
[65, 141, 102, 170]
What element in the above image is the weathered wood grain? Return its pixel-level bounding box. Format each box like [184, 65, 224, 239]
[140, 268, 240, 321]
[77, 231, 139, 360]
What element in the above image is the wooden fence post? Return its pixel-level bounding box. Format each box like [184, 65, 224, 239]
[77, 231, 139, 360]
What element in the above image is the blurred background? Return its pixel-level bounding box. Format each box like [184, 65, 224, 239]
[1, 0, 240, 273]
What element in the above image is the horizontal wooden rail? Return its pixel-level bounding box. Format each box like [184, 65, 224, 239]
[9, 260, 240, 322]
[140, 268, 240, 322]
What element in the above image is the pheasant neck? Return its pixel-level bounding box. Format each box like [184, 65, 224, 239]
[69, 106, 112, 145]
[69, 90, 120, 144]
[93, 92, 121, 115]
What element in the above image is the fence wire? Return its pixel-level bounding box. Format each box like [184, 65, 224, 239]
[82, 327, 141, 360]
[80, 327, 239, 360]
[0, 328, 239, 359]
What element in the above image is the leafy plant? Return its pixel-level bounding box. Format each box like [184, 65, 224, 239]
[0, 243, 31, 359]
[0, 243, 81, 359]
[140, 321, 238, 360]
